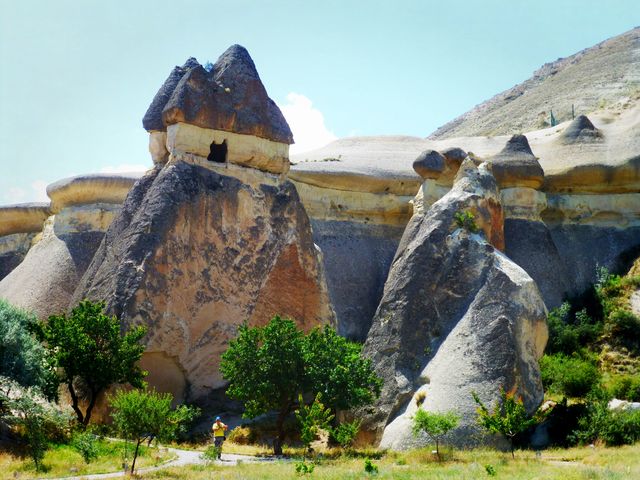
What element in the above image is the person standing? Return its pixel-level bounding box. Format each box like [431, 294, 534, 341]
[211, 416, 228, 459]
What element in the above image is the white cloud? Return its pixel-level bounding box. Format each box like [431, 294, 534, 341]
[2, 181, 49, 204]
[99, 164, 149, 174]
[279, 93, 337, 154]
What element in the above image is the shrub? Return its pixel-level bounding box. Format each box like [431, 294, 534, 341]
[227, 425, 253, 445]
[411, 409, 459, 460]
[330, 419, 361, 449]
[571, 389, 640, 446]
[71, 430, 99, 463]
[539, 353, 601, 398]
[295, 393, 334, 454]
[607, 374, 640, 402]
[453, 210, 479, 233]
[545, 303, 602, 356]
[605, 309, 640, 352]
[364, 458, 379, 475]
[295, 459, 315, 475]
[201, 444, 221, 463]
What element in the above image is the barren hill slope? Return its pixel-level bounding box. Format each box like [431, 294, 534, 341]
[429, 27, 640, 139]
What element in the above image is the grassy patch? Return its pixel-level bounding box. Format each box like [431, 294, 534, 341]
[143, 444, 640, 479]
[0, 438, 175, 478]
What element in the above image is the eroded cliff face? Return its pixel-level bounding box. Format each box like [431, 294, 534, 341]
[72, 160, 334, 403]
[360, 159, 548, 449]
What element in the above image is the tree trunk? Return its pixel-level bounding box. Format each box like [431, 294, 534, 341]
[131, 439, 142, 474]
[273, 405, 290, 456]
[82, 388, 99, 426]
[67, 382, 85, 425]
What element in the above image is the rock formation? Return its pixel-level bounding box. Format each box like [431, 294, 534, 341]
[360, 159, 548, 449]
[0, 203, 50, 280]
[0, 174, 141, 319]
[73, 46, 334, 405]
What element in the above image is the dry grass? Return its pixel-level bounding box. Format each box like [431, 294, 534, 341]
[0, 439, 175, 479]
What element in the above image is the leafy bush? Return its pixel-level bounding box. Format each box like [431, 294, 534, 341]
[411, 409, 459, 459]
[453, 210, 479, 233]
[540, 353, 601, 398]
[607, 374, 640, 402]
[604, 309, 640, 352]
[545, 303, 602, 356]
[0, 300, 57, 399]
[330, 419, 361, 449]
[571, 390, 640, 446]
[295, 459, 315, 475]
[71, 430, 99, 463]
[201, 444, 221, 463]
[295, 393, 334, 453]
[364, 458, 379, 475]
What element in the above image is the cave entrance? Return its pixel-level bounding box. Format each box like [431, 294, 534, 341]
[207, 139, 228, 163]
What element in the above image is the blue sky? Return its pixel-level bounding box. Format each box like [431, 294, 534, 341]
[0, 0, 637, 204]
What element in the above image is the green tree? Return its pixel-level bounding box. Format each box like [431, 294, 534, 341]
[295, 393, 334, 454]
[221, 315, 305, 455]
[220, 316, 381, 455]
[472, 388, 540, 458]
[411, 409, 460, 460]
[0, 300, 57, 399]
[38, 300, 147, 426]
[110, 388, 199, 474]
[303, 326, 382, 413]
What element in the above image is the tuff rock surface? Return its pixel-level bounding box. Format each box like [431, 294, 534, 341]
[72, 161, 334, 403]
[359, 159, 548, 448]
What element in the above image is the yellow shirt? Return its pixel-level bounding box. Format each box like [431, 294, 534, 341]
[212, 421, 227, 437]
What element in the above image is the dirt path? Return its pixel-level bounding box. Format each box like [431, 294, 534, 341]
[44, 447, 277, 480]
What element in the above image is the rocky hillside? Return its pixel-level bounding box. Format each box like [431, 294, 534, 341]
[429, 27, 640, 138]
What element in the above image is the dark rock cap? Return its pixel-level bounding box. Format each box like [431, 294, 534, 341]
[143, 58, 200, 132]
[441, 147, 467, 165]
[490, 135, 544, 189]
[413, 149, 445, 179]
[559, 115, 603, 144]
[143, 45, 293, 144]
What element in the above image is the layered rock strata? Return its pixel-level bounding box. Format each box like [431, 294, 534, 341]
[360, 159, 548, 449]
[0, 203, 50, 280]
[0, 174, 142, 319]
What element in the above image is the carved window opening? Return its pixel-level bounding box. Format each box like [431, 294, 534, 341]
[207, 139, 228, 163]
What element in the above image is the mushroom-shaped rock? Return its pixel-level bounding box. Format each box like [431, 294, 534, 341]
[490, 134, 544, 189]
[156, 45, 293, 144]
[47, 173, 144, 212]
[0, 203, 50, 237]
[0, 174, 141, 319]
[559, 115, 603, 144]
[412, 149, 445, 179]
[359, 158, 547, 449]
